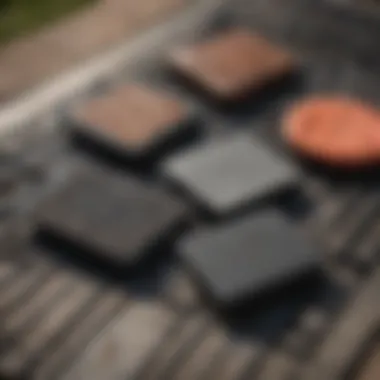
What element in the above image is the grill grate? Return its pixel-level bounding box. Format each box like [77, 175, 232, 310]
[0, 0, 380, 379]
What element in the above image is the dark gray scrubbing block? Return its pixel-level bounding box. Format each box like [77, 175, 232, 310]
[36, 164, 188, 265]
[178, 210, 320, 305]
[163, 134, 298, 215]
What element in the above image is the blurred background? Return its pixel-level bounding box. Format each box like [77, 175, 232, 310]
[0, 0, 94, 44]
[0, 0, 184, 104]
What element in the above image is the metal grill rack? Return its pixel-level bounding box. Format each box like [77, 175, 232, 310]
[0, 0, 380, 379]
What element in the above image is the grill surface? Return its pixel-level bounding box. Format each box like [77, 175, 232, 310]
[1, 0, 380, 379]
